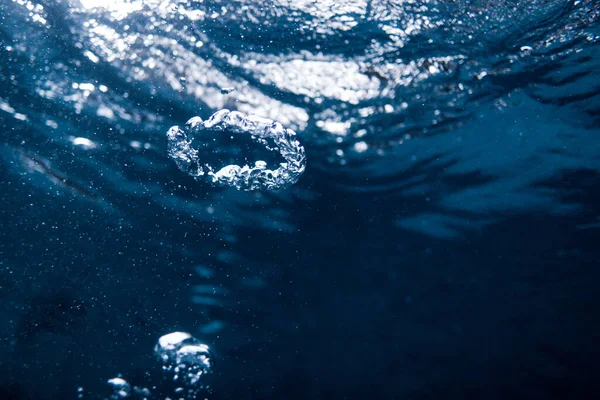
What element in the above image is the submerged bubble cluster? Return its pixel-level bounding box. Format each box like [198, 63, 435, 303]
[154, 332, 214, 388]
[106, 377, 131, 399]
[105, 377, 151, 400]
[167, 110, 306, 191]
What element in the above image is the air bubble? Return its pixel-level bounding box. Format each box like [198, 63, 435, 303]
[107, 377, 131, 399]
[167, 110, 306, 190]
[154, 332, 214, 387]
[105, 377, 151, 400]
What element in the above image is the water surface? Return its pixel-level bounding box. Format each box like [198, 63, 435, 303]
[1, 0, 600, 399]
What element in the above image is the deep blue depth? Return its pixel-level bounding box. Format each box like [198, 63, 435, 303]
[1, 1, 600, 399]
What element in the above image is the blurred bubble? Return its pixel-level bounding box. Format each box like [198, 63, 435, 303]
[107, 377, 131, 399]
[105, 376, 151, 400]
[154, 331, 214, 387]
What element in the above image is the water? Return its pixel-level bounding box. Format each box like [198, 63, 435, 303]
[1, 0, 599, 399]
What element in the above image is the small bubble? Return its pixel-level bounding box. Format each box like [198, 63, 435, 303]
[179, 77, 187, 91]
[133, 386, 152, 397]
[254, 160, 267, 169]
[107, 377, 131, 399]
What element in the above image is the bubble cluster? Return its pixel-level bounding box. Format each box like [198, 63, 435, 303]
[167, 110, 306, 191]
[154, 332, 214, 387]
[105, 377, 151, 400]
[107, 377, 131, 399]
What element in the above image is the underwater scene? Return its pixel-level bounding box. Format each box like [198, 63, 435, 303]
[1, 0, 600, 399]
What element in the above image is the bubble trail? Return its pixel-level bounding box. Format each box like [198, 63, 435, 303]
[155, 332, 214, 386]
[166, 110, 306, 191]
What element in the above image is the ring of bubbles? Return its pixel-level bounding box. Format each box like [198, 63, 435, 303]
[167, 110, 306, 191]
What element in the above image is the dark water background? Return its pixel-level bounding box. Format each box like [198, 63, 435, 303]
[1, 0, 600, 399]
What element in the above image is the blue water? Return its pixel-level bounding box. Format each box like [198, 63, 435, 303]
[1, 0, 600, 399]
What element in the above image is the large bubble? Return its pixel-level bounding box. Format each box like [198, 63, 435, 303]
[167, 110, 306, 191]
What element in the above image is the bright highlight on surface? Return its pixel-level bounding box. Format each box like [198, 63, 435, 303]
[167, 109, 306, 191]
